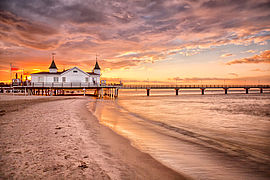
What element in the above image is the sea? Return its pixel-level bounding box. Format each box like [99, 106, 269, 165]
[88, 89, 270, 180]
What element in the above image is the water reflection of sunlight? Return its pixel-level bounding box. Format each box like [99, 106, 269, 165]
[88, 93, 270, 180]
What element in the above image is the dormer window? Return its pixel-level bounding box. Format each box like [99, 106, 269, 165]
[73, 70, 78, 73]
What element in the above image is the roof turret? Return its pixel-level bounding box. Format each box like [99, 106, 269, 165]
[94, 61, 100, 70]
[49, 60, 57, 69]
[49, 53, 58, 69]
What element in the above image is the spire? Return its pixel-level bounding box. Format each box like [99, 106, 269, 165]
[49, 60, 57, 69]
[49, 53, 58, 69]
[49, 53, 58, 73]
[94, 61, 100, 69]
[94, 54, 100, 69]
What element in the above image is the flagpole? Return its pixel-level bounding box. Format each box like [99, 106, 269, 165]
[10, 63, 12, 87]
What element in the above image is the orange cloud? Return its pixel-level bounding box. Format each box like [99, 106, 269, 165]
[246, 50, 255, 53]
[220, 53, 233, 58]
[1, 0, 270, 82]
[227, 50, 270, 65]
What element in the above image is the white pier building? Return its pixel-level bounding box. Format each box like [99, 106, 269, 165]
[31, 57, 101, 85]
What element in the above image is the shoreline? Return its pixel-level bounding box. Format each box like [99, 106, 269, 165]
[0, 95, 188, 179]
[83, 99, 190, 180]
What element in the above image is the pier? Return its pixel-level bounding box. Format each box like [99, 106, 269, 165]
[1, 83, 269, 97]
[0, 82, 121, 98]
[120, 85, 270, 96]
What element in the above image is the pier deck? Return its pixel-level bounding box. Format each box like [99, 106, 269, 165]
[120, 84, 270, 96]
[1, 84, 269, 96]
[1, 82, 121, 97]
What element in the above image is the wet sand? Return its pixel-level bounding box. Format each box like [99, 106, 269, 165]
[0, 95, 188, 179]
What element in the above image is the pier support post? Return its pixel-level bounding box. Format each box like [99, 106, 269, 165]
[175, 89, 179, 96]
[115, 88, 119, 97]
[97, 88, 103, 98]
[201, 88, 205, 95]
[224, 88, 228, 94]
[83, 88, 86, 96]
[147, 88, 150, 96]
[245, 88, 249, 94]
[260, 88, 263, 94]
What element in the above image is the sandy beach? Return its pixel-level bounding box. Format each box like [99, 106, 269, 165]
[0, 95, 187, 180]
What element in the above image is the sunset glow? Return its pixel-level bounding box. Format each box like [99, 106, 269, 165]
[0, 0, 270, 84]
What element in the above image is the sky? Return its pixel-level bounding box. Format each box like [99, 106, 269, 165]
[0, 0, 270, 84]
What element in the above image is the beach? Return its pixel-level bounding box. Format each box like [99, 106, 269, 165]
[0, 95, 187, 180]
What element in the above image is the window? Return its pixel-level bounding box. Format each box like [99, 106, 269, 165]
[38, 77, 43, 82]
[54, 77, 59, 82]
[85, 77, 89, 82]
[73, 70, 78, 73]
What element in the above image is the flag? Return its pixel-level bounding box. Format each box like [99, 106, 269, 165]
[11, 67, 20, 71]
[10, 63, 20, 71]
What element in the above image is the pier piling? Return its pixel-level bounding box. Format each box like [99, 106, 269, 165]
[147, 89, 150, 96]
[224, 88, 228, 94]
[260, 88, 263, 94]
[245, 88, 249, 94]
[201, 88, 205, 95]
[115, 88, 119, 97]
[175, 89, 179, 95]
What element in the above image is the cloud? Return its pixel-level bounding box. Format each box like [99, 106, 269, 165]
[102, 77, 168, 84]
[246, 50, 255, 53]
[169, 74, 270, 83]
[58, 37, 97, 51]
[0, 65, 8, 70]
[100, 59, 142, 69]
[251, 68, 269, 72]
[220, 53, 233, 58]
[57, 59, 143, 71]
[0, 11, 60, 49]
[170, 77, 184, 81]
[0, 0, 270, 77]
[228, 73, 238, 77]
[169, 77, 228, 82]
[0, 0, 107, 25]
[226, 50, 270, 65]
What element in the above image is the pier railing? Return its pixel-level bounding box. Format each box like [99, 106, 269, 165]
[121, 84, 270, 89]
[7, 83, 270, 89]
[9, 83, 270, 89]
[2, 83, 269, 96]
[13, 82, 122, 88]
